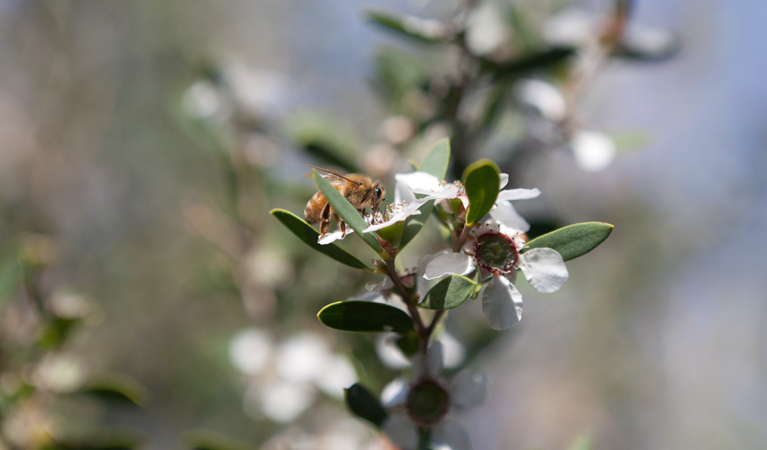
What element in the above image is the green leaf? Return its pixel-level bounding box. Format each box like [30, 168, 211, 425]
[462, 159, 500, 226]
[181, 429, 256, 450]
[366, 9, 450, 44]
[399, 139, 450, 249]
[418, 138, 450, 179]
[53, 428, 144, 450]
[76, 373, 149, 407]
[302, 141, 359, 174]
[487, 46, 575, 81]
[345, 383, 388, 428]
[395, 331, 419, 357]
[270, 209, 370, 270]
[287, 112, 360, 173]
[419, 275, 480, 310]
[312, 169, 383, 253]
[524, 222, 614, 261]
[372, 47, 429, 102]
[399, 201, 434, 250]
[318, 301, 414, 333]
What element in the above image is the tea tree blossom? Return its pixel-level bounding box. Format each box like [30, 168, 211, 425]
[274, 137, 613, 450]
[381, 343, 485, 450]
[424, 220, 569, 330]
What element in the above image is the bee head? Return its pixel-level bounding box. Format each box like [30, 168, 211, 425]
[372, 182, 385, 212]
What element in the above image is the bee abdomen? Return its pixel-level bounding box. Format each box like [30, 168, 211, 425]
[304, 192, 327, 224]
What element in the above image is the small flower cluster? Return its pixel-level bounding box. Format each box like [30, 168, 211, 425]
[275, 139, 612, 450]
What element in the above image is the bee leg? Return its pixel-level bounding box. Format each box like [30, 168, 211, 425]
[318, 203, 332, 240]
[340, 220, 346, 238]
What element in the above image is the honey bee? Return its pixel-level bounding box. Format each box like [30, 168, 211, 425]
[304, 166, 385, 240]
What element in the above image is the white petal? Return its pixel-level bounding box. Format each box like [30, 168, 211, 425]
[489, 202, 530, 232]
[432, 420, 473, 450]
[480, 275, 523, 330]
[376, 333, 411, 369]
[571, 130, 615, 172]
[424, 253, 475, 280]
[499, 173, 509, 189]
[366, 277, 393, 292]
[318, 228, 354, 245]
[380, 377, 409, 407]
[438, 332, 466, 369]
[364, 199, 426, 233]
[395, 171, 441, 191]
[383, 413, 419, 450]
[413, 341, 443, 379]
[520, 248, 569, 293]
[450, 371, 487, 408]
[348, 290, 386, 302]
[426, 341, 444, 378]
[395, 180, 416, 205]
[496, 188, 541, 201]
[418, 184, 461, 199]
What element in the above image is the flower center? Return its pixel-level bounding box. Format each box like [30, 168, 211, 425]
[474, 232, 518, 273]
[406, 379, 450, 426]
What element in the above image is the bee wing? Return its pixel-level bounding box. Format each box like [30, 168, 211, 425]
[305, 166, 361, 186]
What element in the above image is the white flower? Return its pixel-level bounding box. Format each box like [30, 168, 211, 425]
[381, 343, 486, 450]
[423, 220, 569, 330]
[396, 171, 541, 230]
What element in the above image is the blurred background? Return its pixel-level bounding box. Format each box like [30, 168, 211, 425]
[0, 0, 765, 449]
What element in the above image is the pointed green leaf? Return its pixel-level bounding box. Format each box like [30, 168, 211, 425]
[318, 301, 414, 333]
[302, 141, 359, 174]
[270, 209, 370, 270]
[419, 275, 480, 310]
[523, 222, 614, 261]
[399, 201, 434, 250]
[76, 373, 149, 407]
[345, 383, 388, 428]
[366, 9, 450, 44]
[399, 139, 450, 249]
[54, 428, 144, 450]
[312, 169, 384, 253]
[462, 159, 500, 226]
[419, 138, 450, 179]
[487, 46, 575, 81]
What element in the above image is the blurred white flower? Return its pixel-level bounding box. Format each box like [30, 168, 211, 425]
[514, 78, 567, 123]
[182, 80, 226, 119]
[229, 327, 273, 376]
[381, 343, 486, 450]
[465, 2, 510, 56]
[315, 354, 358, 400]
[571, 129, 616, 172]
[275, 332, 334, 384]
[247, 379, 316, 423]
[33, 353, 86, 393]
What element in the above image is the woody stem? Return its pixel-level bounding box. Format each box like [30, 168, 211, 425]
[384, 258, 432, 354]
